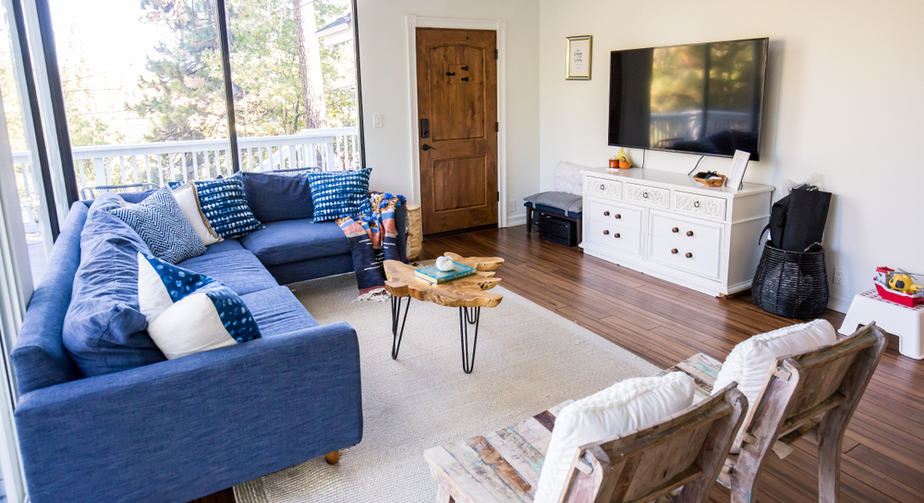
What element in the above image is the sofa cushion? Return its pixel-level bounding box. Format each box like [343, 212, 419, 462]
[241, 218, 350, 266]
[533, 373, 695, 503]
[177, 249, 278, 296]
[110, 187, 206, 264]
[203, 237, 244, 255]
[240, 286, 318, 337]
[63, 194, 166, 377]
[138, 254, 261, 360]
[307, 168, 371, 222]
[242, 171, 313, 222]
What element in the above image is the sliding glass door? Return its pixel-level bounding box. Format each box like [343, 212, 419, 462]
[44, 0, 362, 195]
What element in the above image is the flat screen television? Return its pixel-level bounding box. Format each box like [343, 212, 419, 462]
[608, 37, 768, 160]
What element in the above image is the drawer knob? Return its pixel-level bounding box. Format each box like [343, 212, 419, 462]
[599, 184, 605, 190]
[642, 191, 649, 199]
[614, 214, 622, 219]
[672, 227, 679, 233]
[693, 201, 701, 208]
[686, 230, 694, 237]
[671, 248, 678, 254]
[603, 210, 610, 216]
[685, 252, 693, 258]
[603, 229, 610, 235]
[614, 233, 621, 239]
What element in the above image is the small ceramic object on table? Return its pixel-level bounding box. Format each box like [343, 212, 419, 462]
[435, 256, 455, 272]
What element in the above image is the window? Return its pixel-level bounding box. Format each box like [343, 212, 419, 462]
[46, 0, 363, 194]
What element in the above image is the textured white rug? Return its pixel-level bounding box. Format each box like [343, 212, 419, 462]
[234, 275, 658, 503]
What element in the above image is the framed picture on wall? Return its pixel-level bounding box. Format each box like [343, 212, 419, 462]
[566, 35, 592, 80]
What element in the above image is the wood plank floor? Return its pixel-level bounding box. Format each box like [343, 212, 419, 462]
[203, 225, 922, 502]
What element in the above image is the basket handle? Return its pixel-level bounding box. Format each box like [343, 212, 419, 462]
[803, 241, 823, 252]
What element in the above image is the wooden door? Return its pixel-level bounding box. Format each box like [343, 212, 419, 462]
[416, 28, 498, 235]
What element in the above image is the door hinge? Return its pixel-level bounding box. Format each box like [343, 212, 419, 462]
[494, 49, 498, 59]
[495, 122, 499, 132]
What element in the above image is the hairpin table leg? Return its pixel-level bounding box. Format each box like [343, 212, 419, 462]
[390, 296, 411, 360]
[459, 306, 481, 374]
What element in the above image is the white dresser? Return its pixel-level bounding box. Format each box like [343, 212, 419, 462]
[581, 168, 773, 296]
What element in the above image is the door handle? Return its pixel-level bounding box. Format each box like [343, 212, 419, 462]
[421, 143, 435, 151]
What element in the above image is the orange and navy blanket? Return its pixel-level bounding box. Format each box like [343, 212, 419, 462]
[337, 192, 407, 300]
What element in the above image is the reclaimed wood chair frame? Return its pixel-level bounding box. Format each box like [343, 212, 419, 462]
[425, 383, 747, 503]
[721, 323, 886, 503]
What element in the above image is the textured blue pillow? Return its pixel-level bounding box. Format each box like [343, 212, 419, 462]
[111, 187, 206, 264]
[308, 168, 371, 222]
[241, 171, 314, 222]
[63, 194, 166, 377]
[137, 253, 261, 359]
[175, 175, 264, 238]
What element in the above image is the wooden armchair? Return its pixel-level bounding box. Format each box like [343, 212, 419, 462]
[423, 383, 747, 503]
[721, 323, 886, 502]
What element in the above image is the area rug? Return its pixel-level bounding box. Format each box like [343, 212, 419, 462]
[234, 274, 659, 503]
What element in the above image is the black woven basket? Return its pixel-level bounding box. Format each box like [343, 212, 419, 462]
[752, 241, 829, 319]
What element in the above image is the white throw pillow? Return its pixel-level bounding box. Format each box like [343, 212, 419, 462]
[137, 253, 261, 359]
[533, 373, 695, 503]
[712, 319, 837, 430]
[172, 182, 222, 245]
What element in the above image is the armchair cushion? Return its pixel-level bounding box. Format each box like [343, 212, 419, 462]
[533, 372, 695, 503]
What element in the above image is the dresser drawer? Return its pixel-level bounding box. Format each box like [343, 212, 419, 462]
[650, 233, 721, 279]
[650, 212, 723, 251]
[624, 183, 669, 208]
[584, 176, 622, 199]
[586, 219, 642, 256]
[585, 199, 642, 230]
[673, 191, 727, 221]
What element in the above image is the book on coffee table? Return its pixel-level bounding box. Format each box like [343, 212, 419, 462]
[414, 262, 475, 284]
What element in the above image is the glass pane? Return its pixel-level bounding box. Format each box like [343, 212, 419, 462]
[49, 0, 231, 190]
[226, 0, 360, 172]
[0, 1, 52, 282]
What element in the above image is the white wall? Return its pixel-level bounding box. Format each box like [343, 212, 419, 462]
[356, 0, 540, 225]
[538, 0, 924, 311]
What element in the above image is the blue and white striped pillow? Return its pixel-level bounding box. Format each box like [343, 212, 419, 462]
[307, 168, 372, 222]
[170, 174, 263, 238]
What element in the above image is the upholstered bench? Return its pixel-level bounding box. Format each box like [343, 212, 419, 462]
[523, 161, 586, 246]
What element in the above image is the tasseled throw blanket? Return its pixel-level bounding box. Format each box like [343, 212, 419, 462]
[337, 192, 407, 300]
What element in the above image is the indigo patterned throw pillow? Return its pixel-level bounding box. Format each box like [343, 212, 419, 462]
[136, 253, 261, 360]
[170, 174, 264, 238]
[110, 187, 206, 264]
[308, 168, 372, 222]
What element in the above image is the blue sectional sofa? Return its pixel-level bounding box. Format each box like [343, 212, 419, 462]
[10, 178, 407, 503]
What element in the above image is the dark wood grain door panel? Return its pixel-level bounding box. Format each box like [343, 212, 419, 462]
[416, 28, 497, 235]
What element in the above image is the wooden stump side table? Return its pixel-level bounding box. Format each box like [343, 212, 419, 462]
[383, 252, 505, 373]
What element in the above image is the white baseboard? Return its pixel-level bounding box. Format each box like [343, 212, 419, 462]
[504, 212, 526, 227]
[827, 293, 851, 315]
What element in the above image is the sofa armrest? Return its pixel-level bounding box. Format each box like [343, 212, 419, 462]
[15, 322, 362, 503]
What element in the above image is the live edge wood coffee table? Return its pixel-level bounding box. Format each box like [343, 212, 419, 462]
[383, 252, 505, 373]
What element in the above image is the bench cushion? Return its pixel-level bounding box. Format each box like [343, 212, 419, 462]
[523, 191, 582, 217]
[241, 218, 350, 266]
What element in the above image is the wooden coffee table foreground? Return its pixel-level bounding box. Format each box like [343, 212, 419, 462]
[383, 252, 505, 373]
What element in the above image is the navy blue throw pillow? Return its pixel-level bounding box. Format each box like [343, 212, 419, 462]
[308, 168, 371, 222]
[241, 171, 314, 222]
[170, 174, 264, 238]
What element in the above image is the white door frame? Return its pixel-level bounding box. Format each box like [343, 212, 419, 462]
[404, 15, 508, 228]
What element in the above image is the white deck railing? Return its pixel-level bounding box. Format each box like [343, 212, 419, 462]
[13, 127, 359, 231]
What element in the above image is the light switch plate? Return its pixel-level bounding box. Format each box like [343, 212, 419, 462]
[373, 114, 384, 128]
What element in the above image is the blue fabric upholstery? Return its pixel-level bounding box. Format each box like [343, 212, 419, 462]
[523, 191, 583, 218]
[62, 194, 165, 377]
[241, 218, 350, 266]
[242, 171, 313, 222]
[265, 254, 355, 285]
[307, 168, 371, 222]
[524, 202, 583, 219]
[177, 249, 278, 296]
[15, 322, 362, 503]
[110, 187, 206, 263]
[241, 286, 318, 336]
[10, 203, 85, 394]
[203, 237, 243, 255]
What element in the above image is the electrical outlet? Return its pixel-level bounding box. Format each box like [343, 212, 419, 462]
[833, 267, 844, 286]
[373, 113, 384, 128]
